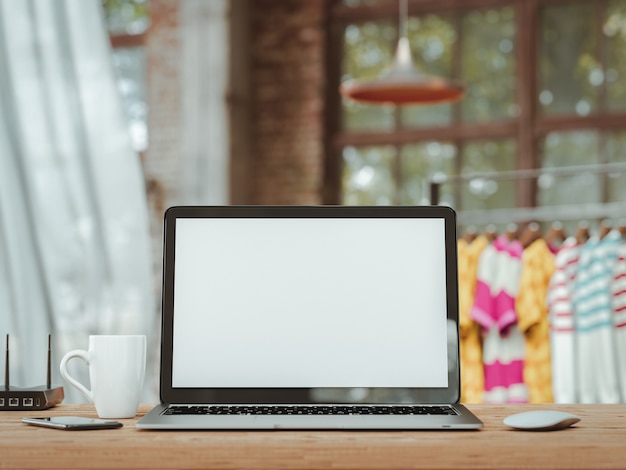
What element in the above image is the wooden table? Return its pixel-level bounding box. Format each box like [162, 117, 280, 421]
[1, 403, 625, 469]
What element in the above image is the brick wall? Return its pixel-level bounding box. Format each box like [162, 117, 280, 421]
[144, 0, 327, 207]
[144, 0, 181, 208]
[249, 0, 326, 205]
[142, 0, 182, 305]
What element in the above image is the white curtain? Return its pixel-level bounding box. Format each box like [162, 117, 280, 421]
[0, 0, 156, 402]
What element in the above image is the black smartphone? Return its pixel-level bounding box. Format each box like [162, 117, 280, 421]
[22, 416, 123, 430]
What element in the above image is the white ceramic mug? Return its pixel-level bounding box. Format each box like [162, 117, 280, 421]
[60, 335, 146, 419]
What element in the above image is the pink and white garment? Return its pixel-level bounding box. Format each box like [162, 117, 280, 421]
[471, 236, 527, 403]
[546, 237, 579, 403]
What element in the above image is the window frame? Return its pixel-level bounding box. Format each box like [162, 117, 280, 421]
[324, 0, 626, 209]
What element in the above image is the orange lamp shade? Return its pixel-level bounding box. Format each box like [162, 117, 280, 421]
[340, 76, 464, 106]
[340, 37, 465, 106]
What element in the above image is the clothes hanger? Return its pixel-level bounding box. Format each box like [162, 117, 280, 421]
[575, 221, 590, 244]
[484, 224, 498, 242]
[618, 218, 626, 238]
[520, 221, 542, 249]
[544, 221, 566, 247]
[505, 222, 519, 241]
[598, 219, 612, 240]
[463, 225, 478, 244]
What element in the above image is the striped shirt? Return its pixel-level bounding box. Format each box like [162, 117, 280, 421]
[611, 239, 626, 401]
[546, 237, 579, 403]
[572, 230, 622, 403]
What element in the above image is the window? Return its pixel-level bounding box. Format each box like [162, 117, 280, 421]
[328, 0, 626, 229]
[102, 0, 149, 154]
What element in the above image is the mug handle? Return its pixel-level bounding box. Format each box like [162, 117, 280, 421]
[59, 350, 94, 403]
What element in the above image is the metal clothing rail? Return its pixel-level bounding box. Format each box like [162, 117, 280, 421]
[429, 162, 626, 225]
[431, 162, 626, 186]
[456, 201, 626, 226]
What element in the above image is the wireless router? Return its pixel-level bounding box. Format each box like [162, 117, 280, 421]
[0, 334, 64, 410]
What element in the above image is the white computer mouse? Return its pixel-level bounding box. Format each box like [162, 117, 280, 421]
[503, 410, 581, 431]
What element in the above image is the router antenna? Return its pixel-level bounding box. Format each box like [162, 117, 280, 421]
[46, 334, 51, 389]
[4, 335, 8, 390]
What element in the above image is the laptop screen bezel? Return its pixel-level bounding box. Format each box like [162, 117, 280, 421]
[159, 205, 461, 405]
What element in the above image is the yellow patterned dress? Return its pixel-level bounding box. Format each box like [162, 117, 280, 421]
[458, 236, 489, 403]
[516, 239, 556, 403]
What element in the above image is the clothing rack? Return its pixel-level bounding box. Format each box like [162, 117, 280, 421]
[429, 162, 626, 226]
[431, 161, 626, 186]
[455, 201, 626, 226]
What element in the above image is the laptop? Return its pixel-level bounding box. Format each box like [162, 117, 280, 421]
[136, 205, 483, 430]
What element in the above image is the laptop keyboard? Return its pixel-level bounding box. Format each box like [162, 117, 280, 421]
[164, 405, 458, 416]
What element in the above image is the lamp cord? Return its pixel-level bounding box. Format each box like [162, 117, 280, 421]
[399, 0, 408, 39]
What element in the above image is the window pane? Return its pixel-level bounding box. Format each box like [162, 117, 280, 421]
[538, 131, 600, 206]
[342, 22, 396, 131]
[538, 2, 598, 116]
[461, 7, 517, 123]
[400, 15, 456, 127]
[102, 0, 149, 35]
[399, 142, 456, 205]
[606, 131, 626, 202]
[605, 0, 626, 110]
[342, 146, 396, 205]
[111, 47, 147, 152]
[459, 139, 516, 211]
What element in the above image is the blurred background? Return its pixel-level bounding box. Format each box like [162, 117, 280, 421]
[103, 0, 626, 226]
[2, 0, 626, 404]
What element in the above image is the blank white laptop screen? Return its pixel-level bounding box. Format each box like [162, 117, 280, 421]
[171, 217, 449, 389]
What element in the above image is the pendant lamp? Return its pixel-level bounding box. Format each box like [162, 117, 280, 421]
[340, 0, 464, 106]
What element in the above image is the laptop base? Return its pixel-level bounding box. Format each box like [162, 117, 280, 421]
[136, 404, 483, 430]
